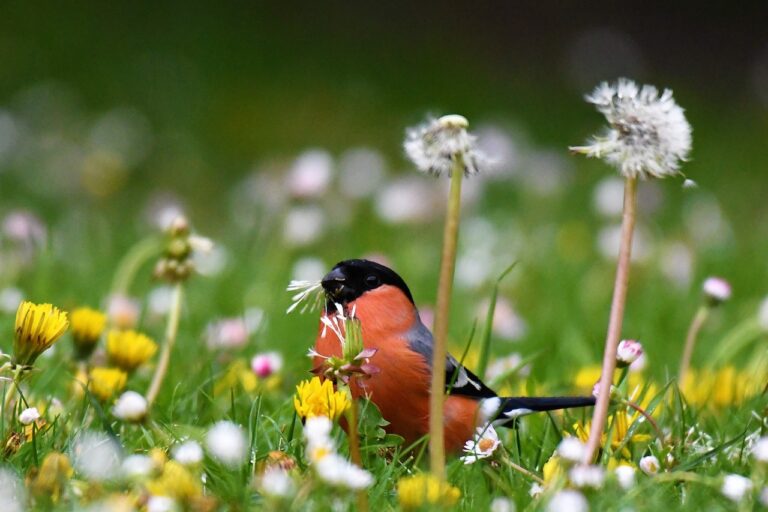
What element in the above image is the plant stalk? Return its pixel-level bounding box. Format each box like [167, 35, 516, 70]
[345, 390, 368, 511]
[429, 157, 464, 479]
[678, 304, 709, 387]
[146, 283, 184, 408]
[583, 176, 638, 464]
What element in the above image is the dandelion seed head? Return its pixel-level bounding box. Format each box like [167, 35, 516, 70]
[571, 78, 692, 180]
[172, 440, 204, 466]
[205, 421, 247, 468]
[286, 280, 324, 314]
[404, 114, 487, 177]
[71, 431, 122, 481]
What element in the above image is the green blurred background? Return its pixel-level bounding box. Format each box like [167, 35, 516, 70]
[1, 1, 766, 387]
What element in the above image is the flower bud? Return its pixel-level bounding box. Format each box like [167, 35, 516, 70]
[702, 277, 731, 305]
[616, 339, 643, 367]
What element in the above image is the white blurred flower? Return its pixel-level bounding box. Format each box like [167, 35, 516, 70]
[291, 257, 327, 282]
[638, 455, 660, 475]
[568, 465, 605, 489]
[0, 287, 23, 315]
[71, 431, 122, 481]
[477, 297, 527, 342]
[613, 464, 636, 490]
[121, 454, 154, 479]
[529, 483, 544, 498]
[490, 496, 516, 512]
[475, 124, 523, 177]
[556, 438, 585, 464]
[2, 210, 46, 247]
[146, 496, 179, 512]
[761, 487, 768, 507]
[18, 407, 40, 425]
[702, 276, 731, 304]
[404, 114, 487, 176]
[106, 294, 141, 330]
[547, 489, 588, 512]
[683, 195, 730, 248]
[520, 150, 572, 196]
[571, 78, 691, 180]
[205, 421, 247, 468]
[486, 353, 529, 381]
[597, 223, 652, 262]
[147, 285, 174, 319]
[260, 467, 295, 498]
[0, 467, 25, 512]
[173, 440, 204, 465]
[460, 425, 502, 464]
[251, 352, 283, 378]
[286, 149, 333, 198]
[205, 318, 249, 351]
[283, 206, 326, 246]
[616, 339, 643, 366]
[112, 391, 147, 422]
[193, 244, 228, 277]
[303, 416, 333, 446]
[753, 436, 768, 463]
[721, 474, 752, 502]
[144, 195, 186, 231]
[338, 148, 386, 199]
[374, 177, 437, 224]
[314, 453, 373, 490]
[592, 176, 625, 217]
[659, 241, 693, 289]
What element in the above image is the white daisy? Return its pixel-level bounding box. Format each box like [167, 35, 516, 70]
[460, 424, 502, 464]
[571, 78, 692, 180]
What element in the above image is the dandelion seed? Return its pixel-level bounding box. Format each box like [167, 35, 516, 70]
[18, 407, 41, 425]
[112, 391, 147, 422]
[556, 437, 586, 464]
[404, 114, 488, 177]
[721, 474, 752, 502]
[570, 78, 692, 180]
[702, 276, 731, 304]
[172, 441, 204, 466]
[460, 424, 502, 464]
[682, 178, 698, 189]
[71, 431, 122, 482]
[259, 467, 295, 498]
[205, 421, 247, 468]
[286, 280, 324, 314]
[616, 339, 643, 367]
[613, 464, 636, 490]
[547, 489, 588, 512]
[13, 301, 69, 366]
[106, 329, 158, 372]
[638, 455, 660, 475]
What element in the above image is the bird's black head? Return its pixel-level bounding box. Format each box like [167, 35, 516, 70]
[321, 259, 414, 306]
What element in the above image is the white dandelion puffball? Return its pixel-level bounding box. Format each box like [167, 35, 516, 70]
[721, 474, 752, 502]
[613, 464, 636, 490]
[638, 455, 660, 475]
[71, 431, 123, 481]
[753, 436, 768, 463]
[260, 467, 295, 498]
[173, 440, 204, 465]
[556, 437, 586, 464]
[18, 407, 40, 425]
[547, 489, 588, 512]
[205, 421, 247, 468]
[702, 276, 731, 304]
[404, 114, 487, 176]
[571, 78, 692, 180]
[112, 391, 148, 422]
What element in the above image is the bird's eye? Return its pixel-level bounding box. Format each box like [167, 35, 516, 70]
[364, 275, 380, 288]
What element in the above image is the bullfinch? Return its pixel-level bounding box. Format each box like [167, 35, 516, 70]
[313, 259, 595, 453]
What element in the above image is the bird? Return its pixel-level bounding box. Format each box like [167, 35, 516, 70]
[313, 258, 596, 453]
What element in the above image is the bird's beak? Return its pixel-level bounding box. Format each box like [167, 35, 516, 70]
[321, 267, 347, 299]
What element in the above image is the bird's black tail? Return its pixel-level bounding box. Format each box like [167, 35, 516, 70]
[489, 395, 596, 427]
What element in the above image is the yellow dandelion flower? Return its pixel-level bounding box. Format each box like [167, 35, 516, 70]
[89, 367, 128, 401]
[572, 412, 651, 458]
[543, 454, 566, 485]
[293, 377, 349, 421]
[28, 451, 72, 503]
[13, 301, 69, 366]
[681, 366, 761, 408]
[146, 460, 201, 501]
[397, 473, 461, 509]
[214, 359, 258, 395]
[107, 329, 158, 372]
[70, 307, 107, 360]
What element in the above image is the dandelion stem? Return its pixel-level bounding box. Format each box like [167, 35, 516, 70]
[429, 156, 464, 479]
[345, 389, 368, 512]
[624, 399, 664, 441]
[146, 283, 183, 408]
[678, 305, 709, 386]
[583, 176, 637, 464]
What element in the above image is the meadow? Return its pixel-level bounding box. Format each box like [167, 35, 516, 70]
[0, 7, 767, 510]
